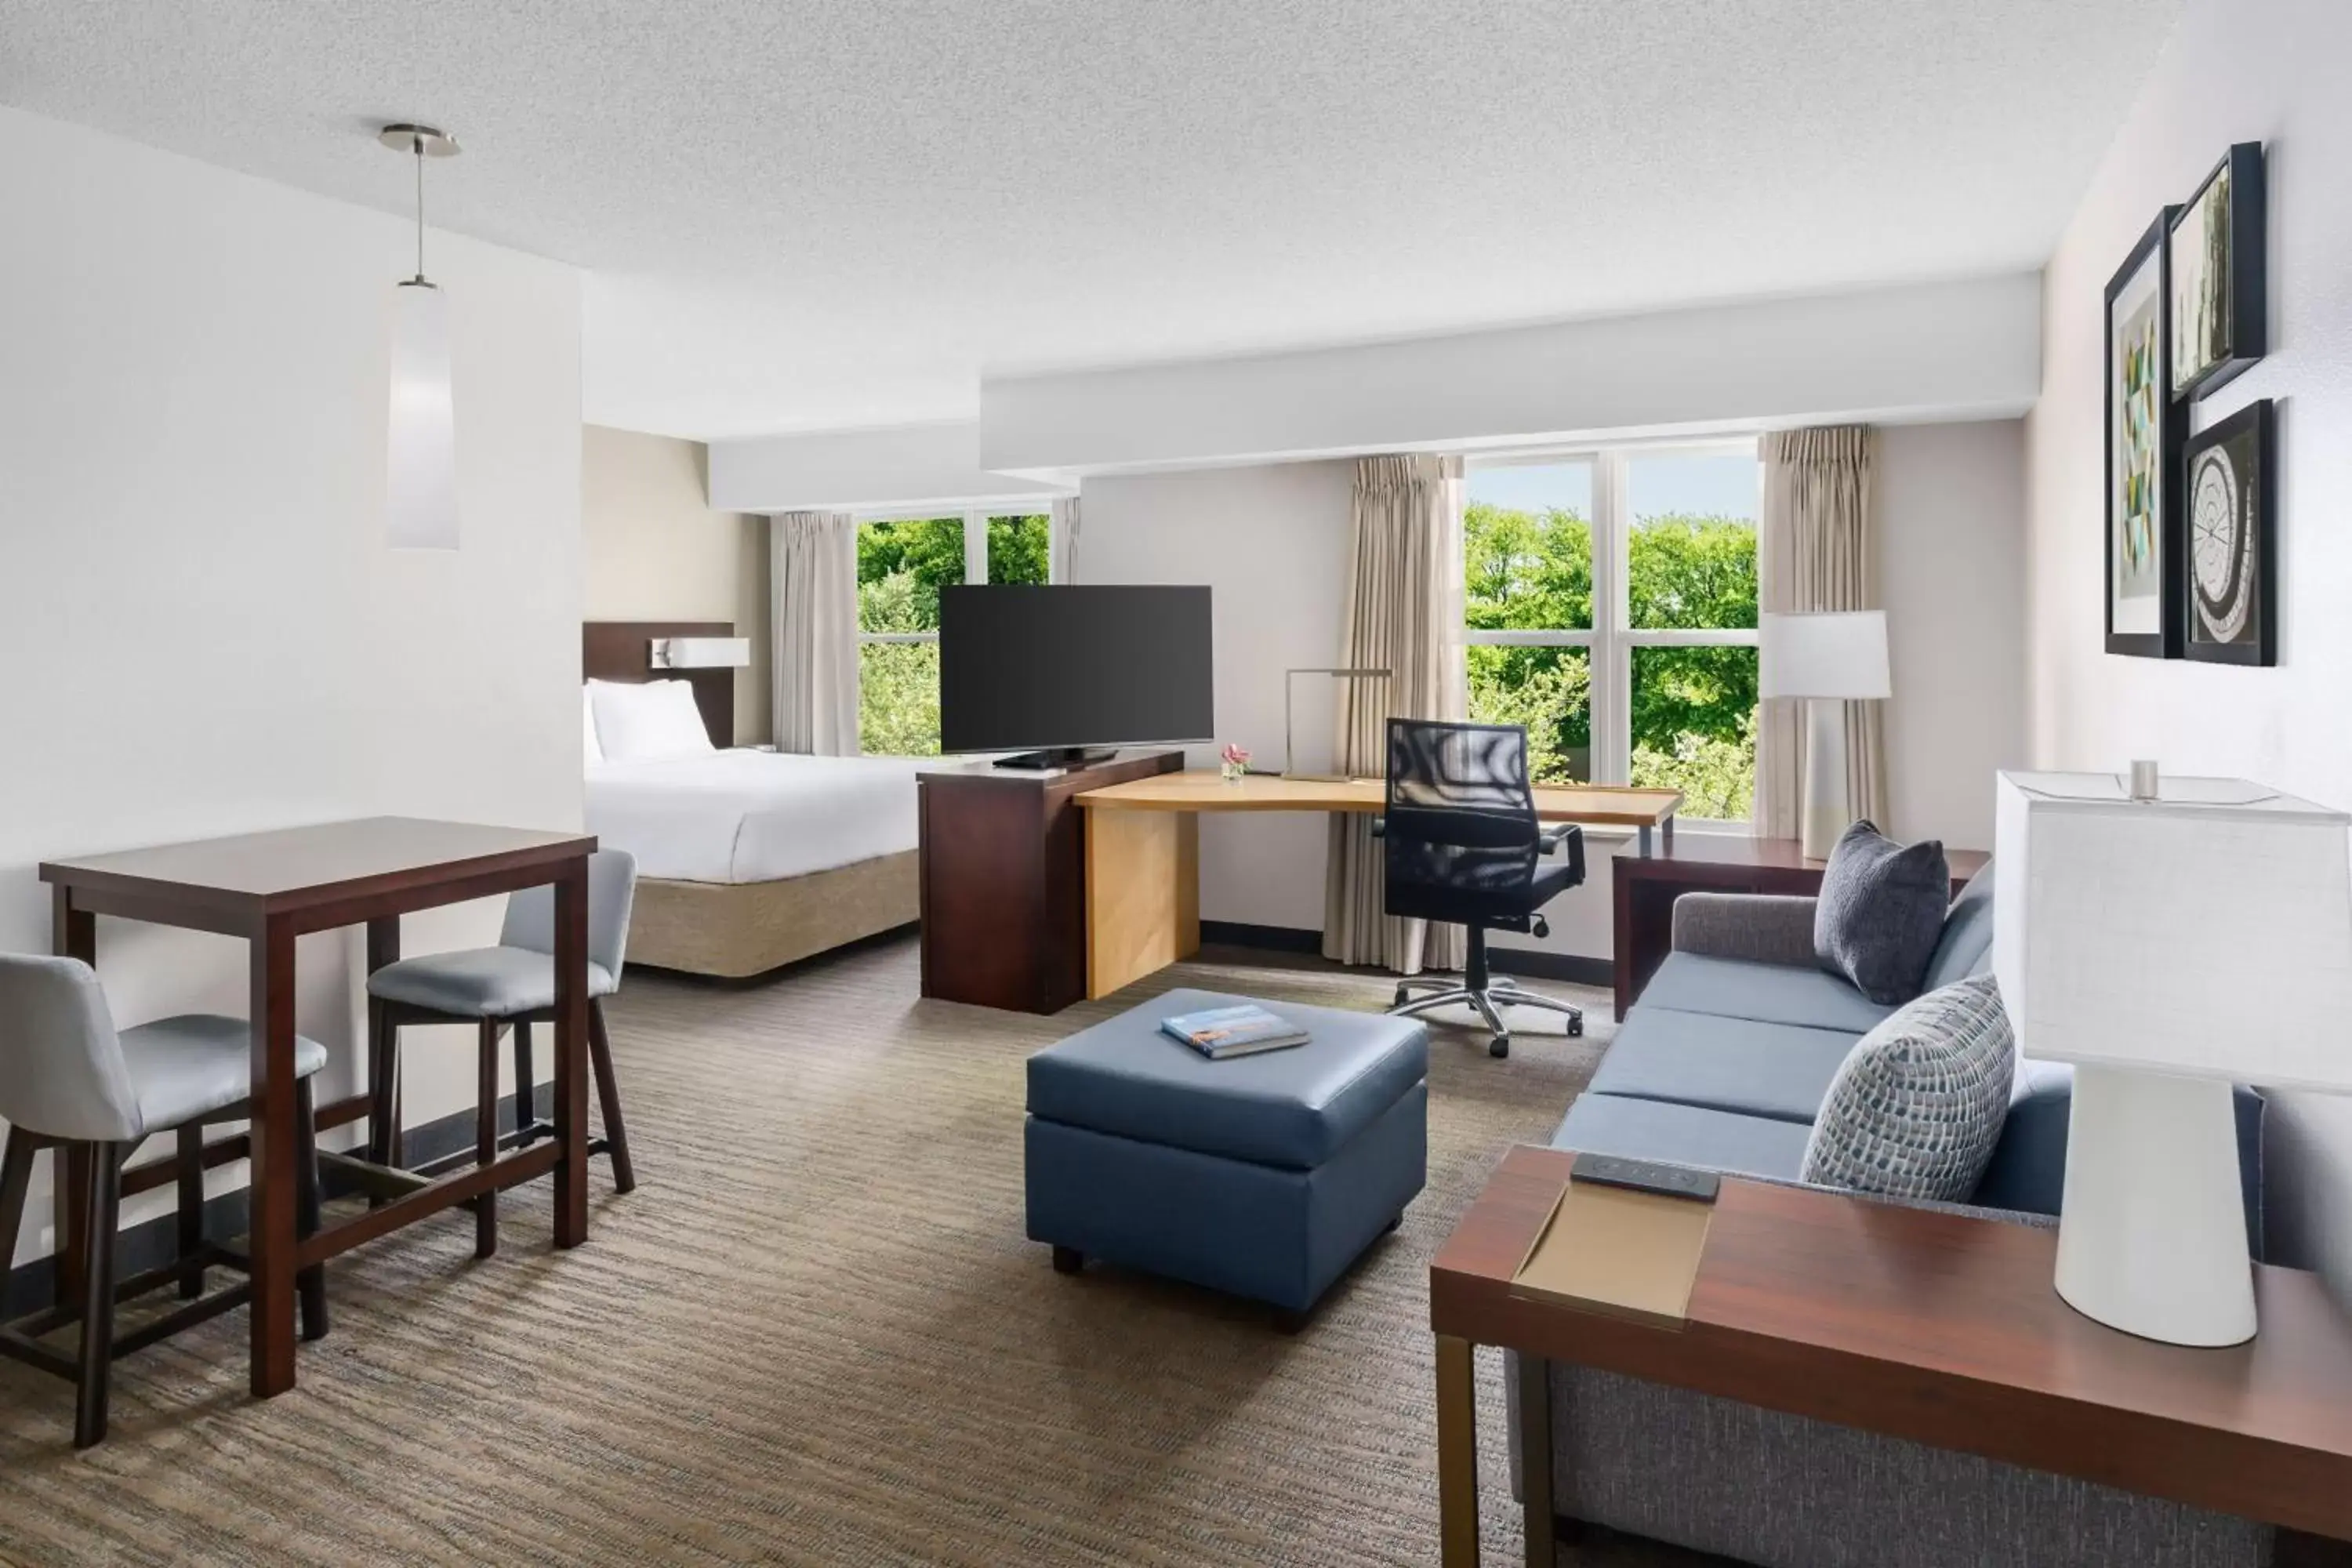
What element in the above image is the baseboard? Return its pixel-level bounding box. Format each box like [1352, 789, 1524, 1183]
[2, 1083, 552, 1322]
[1199, 920, 1323, 954]
[1486, 947, 1614, 989]
[1200, 920, 1612, 989]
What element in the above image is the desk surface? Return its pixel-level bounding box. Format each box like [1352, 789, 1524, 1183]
[1433, 1145, 2352, 1539]
[1075, 771, 1682, 828]
[41, 816, 594, 916]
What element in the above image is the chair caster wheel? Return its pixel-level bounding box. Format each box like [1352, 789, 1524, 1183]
[1489, 1035, 1511, 1058]
[1568, 1016, 1584, 1037]
[1392, 986, 1410, 1008]
[1051, 1246, 1084, 1276]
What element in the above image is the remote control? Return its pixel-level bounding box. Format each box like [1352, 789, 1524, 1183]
[1570, 1152, 1720, 1203]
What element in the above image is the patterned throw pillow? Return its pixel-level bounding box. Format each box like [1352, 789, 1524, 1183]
[1813, 820, 1951, 1005]
[1801, 975, 2016, 1202]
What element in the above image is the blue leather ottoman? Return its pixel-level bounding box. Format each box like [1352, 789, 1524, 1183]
[1025, 987, 1428, 1316]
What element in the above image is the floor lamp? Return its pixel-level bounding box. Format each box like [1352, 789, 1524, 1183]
[1994, 768, 2352, 1346]
[1759, 612, 1891, 858]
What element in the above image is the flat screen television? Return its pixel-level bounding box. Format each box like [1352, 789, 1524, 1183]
[938, 585, 1214, 768]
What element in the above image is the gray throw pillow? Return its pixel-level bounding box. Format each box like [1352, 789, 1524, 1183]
[1801, 974, 2016, 1202]
[1813, 820, 1950, 1005]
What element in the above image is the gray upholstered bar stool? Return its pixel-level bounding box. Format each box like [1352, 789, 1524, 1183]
[365, 848, 637, 1259]
[0, 955, 329, 1448]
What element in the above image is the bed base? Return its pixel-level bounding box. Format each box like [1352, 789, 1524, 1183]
[626, 852, 920, 979]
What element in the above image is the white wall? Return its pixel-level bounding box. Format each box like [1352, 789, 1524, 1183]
[1078, 463, 1356, 931]
[584, 426, 771, 744]
[1879, 420, 2028, 850]
[2022, 0, 2352, 1287]
[710, 419, 1070, 512]
[985, 275, 2041, 477]
[0, 107, 585, 1265]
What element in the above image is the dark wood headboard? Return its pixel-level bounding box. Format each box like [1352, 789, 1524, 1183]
[583, 621, 737, 749]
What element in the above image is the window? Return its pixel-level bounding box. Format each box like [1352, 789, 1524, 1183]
[857, 508, 1054, 755]
[1465, 445, 1759, 822]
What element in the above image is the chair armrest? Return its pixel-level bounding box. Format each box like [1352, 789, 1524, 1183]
[1537, 823, 1575, 852]
[1370, 816, 1385, 839]
[1670, 893, 1819, 967]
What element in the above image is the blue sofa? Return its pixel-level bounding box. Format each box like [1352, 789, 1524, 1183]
[1513, 862, 2277, 1568]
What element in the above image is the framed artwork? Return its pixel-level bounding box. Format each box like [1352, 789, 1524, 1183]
[2169, 143, 2267, 402]
[2105, 211, 2181, 659]
[2182, 399, 2276, 666]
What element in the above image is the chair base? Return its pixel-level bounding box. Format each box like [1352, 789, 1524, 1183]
[0, 1080, 327, 1449]
[1387, 927, 1583, 1059]
[370, 999, 637, 1258]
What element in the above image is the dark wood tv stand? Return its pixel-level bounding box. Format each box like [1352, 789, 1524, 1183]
[917, 750, 1183, 1014]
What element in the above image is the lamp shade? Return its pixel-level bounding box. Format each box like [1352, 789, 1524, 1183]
[1759, 612, 1890, 700]
[1992, 770, 2352, 1091]
[387, 280, 457, 550]
[653, 637, 750, 670]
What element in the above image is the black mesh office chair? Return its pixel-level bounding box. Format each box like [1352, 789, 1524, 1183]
[1377, 718, 1585, 1058]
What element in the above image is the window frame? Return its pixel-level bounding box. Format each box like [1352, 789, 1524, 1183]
[1462, 438, 1760, 829]
[852, 501, 1067, 752]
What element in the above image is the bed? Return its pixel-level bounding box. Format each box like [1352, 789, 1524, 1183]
[582, 621, 936, 978]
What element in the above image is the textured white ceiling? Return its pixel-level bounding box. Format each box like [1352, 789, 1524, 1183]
[0, 1, 2180, 439]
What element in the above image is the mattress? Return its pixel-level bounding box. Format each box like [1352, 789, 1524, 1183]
[585, 750, 943, 884]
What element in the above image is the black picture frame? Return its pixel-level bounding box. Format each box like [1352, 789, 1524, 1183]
[2105, 210, 2182, 659]
[2169, 142, 2267, 403]
[2181, 398, 2276, 666]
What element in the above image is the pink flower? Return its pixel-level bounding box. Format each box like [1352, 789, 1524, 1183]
[1220, 743, 1250, 766]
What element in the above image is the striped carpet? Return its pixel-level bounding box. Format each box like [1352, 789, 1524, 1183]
[0, 937, 1705, 1566]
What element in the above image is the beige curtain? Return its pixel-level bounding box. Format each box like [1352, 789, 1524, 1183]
[1323, 455, 1468, 974]
[1755, 426, 1888, 837]
[1050, 495, 1082, 583]
[771, 510, 862, 756]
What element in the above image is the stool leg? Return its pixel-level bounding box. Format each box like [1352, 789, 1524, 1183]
[74, 1142, 122, 1450]
[176, 1123, 205, 1301]
[369, 1007, 402, 1171]
[293, 1078, 328, 1341]
[474, 1019, 499, 1259]
[0, 1130, 34, 1308]
[512, 1018, 535, 1145]
[588, 1001, 636, 1195]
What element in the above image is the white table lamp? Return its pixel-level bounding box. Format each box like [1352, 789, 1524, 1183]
[1759, 612, 1891, 858]
[1993, 768, 2352, 1346]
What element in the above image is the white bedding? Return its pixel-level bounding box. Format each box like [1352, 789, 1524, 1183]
[585, 750, 943, 884]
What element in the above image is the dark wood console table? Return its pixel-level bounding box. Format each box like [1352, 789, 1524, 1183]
[1432, 1145, 2352, 1567]
[917, 750, 1184, 1014]
[1612, 835, 1988, 1017]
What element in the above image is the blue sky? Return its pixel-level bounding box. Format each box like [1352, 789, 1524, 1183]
[1468, 452, 1759, 521]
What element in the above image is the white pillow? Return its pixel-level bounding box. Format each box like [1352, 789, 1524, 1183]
[590, 679, 716, 762]
[583, 685, 604, 766]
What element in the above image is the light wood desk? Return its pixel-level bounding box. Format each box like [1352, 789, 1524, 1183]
[1072, 771, 1682, 999]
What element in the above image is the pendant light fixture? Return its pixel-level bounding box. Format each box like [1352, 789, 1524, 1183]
[379, 122, 462, 550]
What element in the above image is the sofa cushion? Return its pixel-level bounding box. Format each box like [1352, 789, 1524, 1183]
[1551, 1093, 1812, 1183]
[1587, 1007, 1862, 1124]
[1025, 988, 1427, 1171]
[1800, 975, 2016, 1201]
[1969, 1061, 2267, 1258]
[1641, 952, 1897, 1036]
[1922, 858, 1997, 991]
[1813, 821, 1951, 1005]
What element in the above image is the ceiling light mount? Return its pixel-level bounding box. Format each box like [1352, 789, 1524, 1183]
[376, 123, 461, 158]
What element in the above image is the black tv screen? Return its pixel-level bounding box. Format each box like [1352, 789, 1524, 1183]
[938, 585, 1214, 754]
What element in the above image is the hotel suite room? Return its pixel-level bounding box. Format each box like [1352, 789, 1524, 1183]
[6, 1, 2352, 1564]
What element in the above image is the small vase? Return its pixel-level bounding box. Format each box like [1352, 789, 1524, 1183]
[1221, 760, 1247, 784]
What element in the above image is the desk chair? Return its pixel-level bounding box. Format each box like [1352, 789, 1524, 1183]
[0, 956, 328, 1447]
[1377, 719, 1586, 1058]
[365, 850, 637, 1258]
